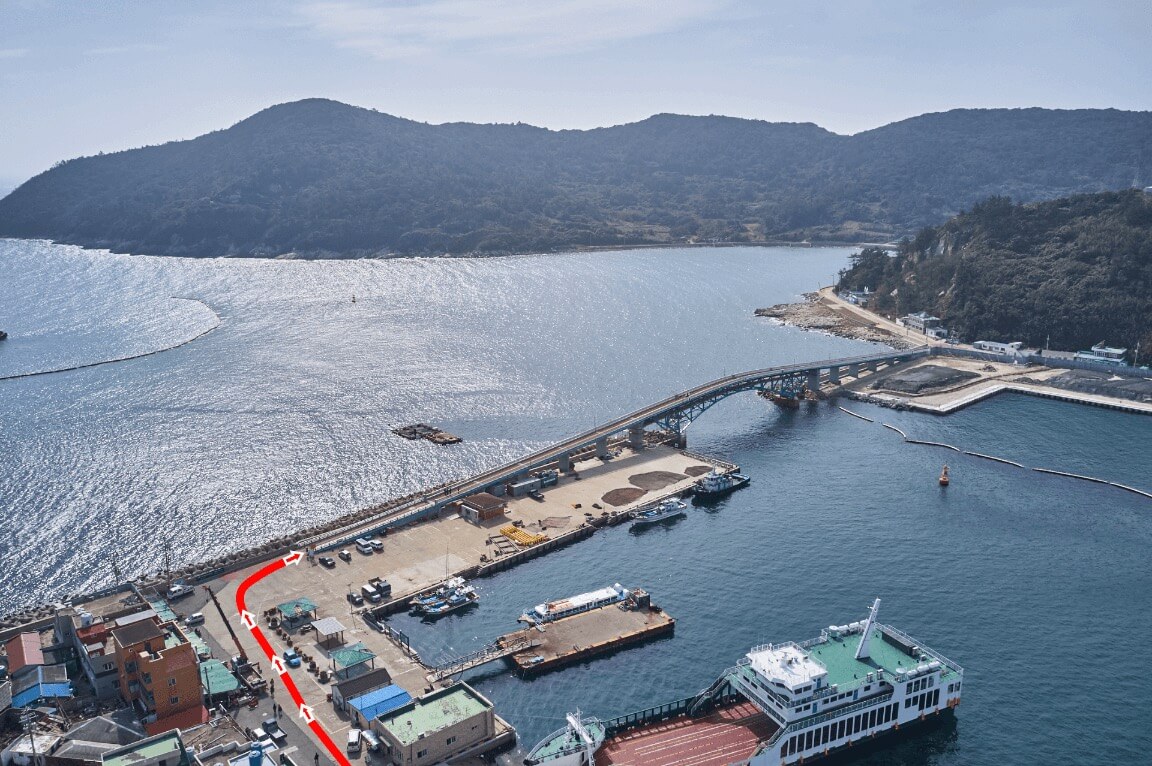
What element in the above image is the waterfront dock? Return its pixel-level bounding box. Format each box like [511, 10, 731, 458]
[507, 598, 674, 675]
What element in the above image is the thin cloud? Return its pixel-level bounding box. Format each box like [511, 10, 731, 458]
[84, 43, 165, 56]
[294, 0, 735, 59]
[0, 48, 29, 59]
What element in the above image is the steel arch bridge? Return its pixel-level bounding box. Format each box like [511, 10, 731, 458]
[303, 347, 929, 550]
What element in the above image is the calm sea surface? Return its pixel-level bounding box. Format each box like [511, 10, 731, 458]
[1, 239, 1150, 765]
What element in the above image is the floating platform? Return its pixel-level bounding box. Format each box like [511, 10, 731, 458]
[507, 599, 674, 675]
[595, 700, 776, 766]
[392, 423, 463, 445]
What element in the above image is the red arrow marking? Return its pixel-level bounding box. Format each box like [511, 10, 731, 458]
[235, 557, 353, 766]
[283, 550, 304, 566]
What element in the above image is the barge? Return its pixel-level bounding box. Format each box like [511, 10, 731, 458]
[510, 589, 673, 675]
[525, 598, 963, 766]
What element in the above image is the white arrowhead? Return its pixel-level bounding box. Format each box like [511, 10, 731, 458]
[239, 610, 257, 629]
[269, 656, 287, 675]
[299, 703, 315, 723]
[283, 550, 304, 566]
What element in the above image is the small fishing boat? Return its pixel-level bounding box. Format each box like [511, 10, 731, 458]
[410, 576, 467, 608]
[939, 465, 950, 486]
[419, 585, 479, 617]
[630, 498, 687, 527]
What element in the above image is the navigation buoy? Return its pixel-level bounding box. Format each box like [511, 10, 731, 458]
[939, 465, 950, 486]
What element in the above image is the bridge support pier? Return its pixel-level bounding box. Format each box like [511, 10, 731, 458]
[676, 431, 687, 449]
[806, 370, 820, 392]
[848, 363, 860, 379]
[865, 361, 878, 374]
[558, 452, 572, 473]
[628, 426, 646, 450]
[595, 437, 609, 458]
[827, 366, 841, 384]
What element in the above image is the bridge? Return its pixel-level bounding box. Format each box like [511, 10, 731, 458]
[432, 634, 543, 681]
[302, 347, 928, 550]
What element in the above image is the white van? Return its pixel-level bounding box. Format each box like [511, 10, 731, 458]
[355, 538, 374, 554]
[347, 728, 363, 755]
[360, 584, 381, 603]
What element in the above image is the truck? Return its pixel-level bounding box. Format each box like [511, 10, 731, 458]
[230, 655, 267, 693]
[368, 577, 392, 599]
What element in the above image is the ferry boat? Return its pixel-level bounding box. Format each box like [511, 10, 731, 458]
[520, 584, 630, 625]
[410, 576, 467, 608]
[692, 468, 750, 500]
[419, 585, 479, 617]
[525, 599, 963, 766]
[630, 498, 687, 527]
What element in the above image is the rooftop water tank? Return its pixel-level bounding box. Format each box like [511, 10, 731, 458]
[248, 743, 263, 766]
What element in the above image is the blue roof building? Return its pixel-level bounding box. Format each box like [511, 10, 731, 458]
[348, 684, 412, 727]
[11, 665, 73, 708]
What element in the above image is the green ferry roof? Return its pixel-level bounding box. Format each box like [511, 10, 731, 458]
[804, 628, 959, 692]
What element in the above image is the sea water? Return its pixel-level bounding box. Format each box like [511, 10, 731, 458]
[1, 238, 1150, 764]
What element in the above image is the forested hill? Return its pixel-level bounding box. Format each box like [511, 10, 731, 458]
[837, 190, 1152, 354]
[0, 99, 1149, 258]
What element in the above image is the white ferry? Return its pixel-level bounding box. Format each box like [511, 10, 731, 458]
[525, 599, 963, 766]
[520, 584, 630, 625]
[630, 498, 687, 527]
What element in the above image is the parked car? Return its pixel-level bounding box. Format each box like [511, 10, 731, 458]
[347, 729, 363, 755]
[347, 591, 364, 606]
[283, 648, 302, 668]
[167, 583, 193, 600]
[338, 549, 352, 562]
[318, 555, 336, 568]
[369, 538, 384, 552]
[185, 612, 205, 626]
[528, 489, 545, 502]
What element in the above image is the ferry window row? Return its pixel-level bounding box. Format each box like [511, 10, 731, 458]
[905, 688, 940, 711]
[782, 703, 900, 757]
[906, 676, 933, 694]
[947, 681, 961, 694]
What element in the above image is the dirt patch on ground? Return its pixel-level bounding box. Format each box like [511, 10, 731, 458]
[873, 364, 979, 394]
[628, 471, 687, 491]
[602, 487, 647, 506]
[540, 516, 571, 530]
[1021, 369, 1152, 403]
[684, 465, 714, 477]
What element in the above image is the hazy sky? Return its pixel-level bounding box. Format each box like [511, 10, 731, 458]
[1, 1, 1150, 187]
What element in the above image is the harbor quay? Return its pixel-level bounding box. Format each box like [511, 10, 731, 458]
[191, 445, 718, 762]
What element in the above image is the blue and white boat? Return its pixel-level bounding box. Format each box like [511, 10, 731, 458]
[410, 576, 467, 608]
[630, 498, 687, 527]
[420, 584, 479, 617]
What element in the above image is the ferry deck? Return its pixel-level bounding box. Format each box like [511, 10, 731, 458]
[594, 701, 777, 766]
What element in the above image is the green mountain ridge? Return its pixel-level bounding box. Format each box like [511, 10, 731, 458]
[0, 99, 1149, 258]
[837, 190, 1152, 355]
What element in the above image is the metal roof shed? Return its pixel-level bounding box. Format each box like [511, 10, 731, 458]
[310, 616, 347, 648]
[348, 684, 411, 727]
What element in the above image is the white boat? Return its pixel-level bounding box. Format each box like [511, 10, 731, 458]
[630, 498, 687, 527]
[519, 584, 630, 625]
[692, 467, 750, 500]
[409, 576, 467, 608]
[526, 599, 964, 765]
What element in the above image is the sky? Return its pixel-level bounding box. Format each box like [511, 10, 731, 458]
[1, 0, 1150, 188]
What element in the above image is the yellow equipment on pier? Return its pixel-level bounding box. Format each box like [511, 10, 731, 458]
[500, 525, 550, 547]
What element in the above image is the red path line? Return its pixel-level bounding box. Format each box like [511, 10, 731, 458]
[235, 554, 353, 766]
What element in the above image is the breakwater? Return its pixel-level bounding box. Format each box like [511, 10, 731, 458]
[0, 297, 220, 382]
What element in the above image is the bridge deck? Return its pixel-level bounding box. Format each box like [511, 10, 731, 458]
[595, 701, 777, 766]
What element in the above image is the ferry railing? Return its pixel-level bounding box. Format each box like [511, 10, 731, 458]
[601, 695, 699, 737]
[879, 624, 965, 675]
